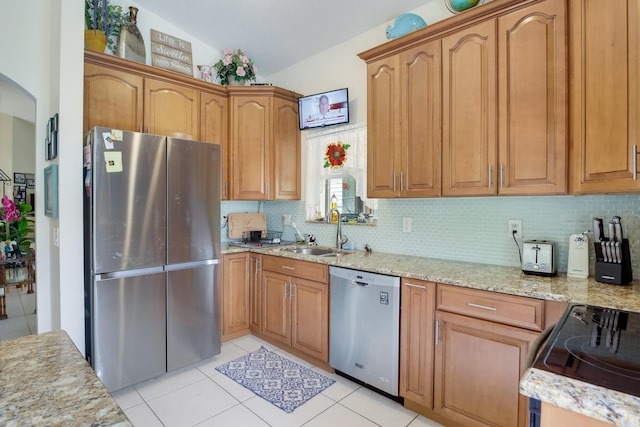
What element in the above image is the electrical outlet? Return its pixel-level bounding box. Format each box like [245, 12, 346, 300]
[282, 214, 292, 226]
[402, 217, 413, 233]
[507, 219, 522, 238]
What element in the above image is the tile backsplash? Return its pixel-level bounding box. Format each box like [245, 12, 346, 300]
[222, 195, 639, 275]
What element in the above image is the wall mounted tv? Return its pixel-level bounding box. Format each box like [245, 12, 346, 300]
[298, 88, 349, 130]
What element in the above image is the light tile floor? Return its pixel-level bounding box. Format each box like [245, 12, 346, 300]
[0, 287, 37, 342]
[112, 335, 445, 427]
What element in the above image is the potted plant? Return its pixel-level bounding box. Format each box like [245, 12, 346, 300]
[0, 195, 34, 257]
[213, 49, 258, 86]
[84, 0, 127, 53]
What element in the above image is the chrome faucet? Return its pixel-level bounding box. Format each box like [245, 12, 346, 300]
[329, 208, 348, 249]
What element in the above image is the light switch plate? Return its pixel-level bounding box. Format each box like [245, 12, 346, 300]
[402, 217, 412, 233]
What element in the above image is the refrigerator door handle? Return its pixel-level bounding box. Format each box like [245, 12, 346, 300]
[164, 259, 219, 272]
[96, 266, 165, 280]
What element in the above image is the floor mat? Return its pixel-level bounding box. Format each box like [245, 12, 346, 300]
[215, 346, 335, 413]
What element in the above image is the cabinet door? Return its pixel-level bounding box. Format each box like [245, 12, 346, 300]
[400, 40, 442, 197]
[434, 311, 537, 427]
[221, 253, 250, 341]
[291, 277, 328, 362]
[84, 63, 143, 133]
[201, 90, 229, 199]
[498, 0, 567, 195]
[367, 56, 402, 198]
[272, 96, 301, 200]
[230, 96, 270, 200]
[249, 253, 262, 333]
[442, 19, 497, 196]
[400, 279, 436, 408]
[571, 0, 640, 193]
[261, 269, 290, 346]
[144, 78, 199, 138]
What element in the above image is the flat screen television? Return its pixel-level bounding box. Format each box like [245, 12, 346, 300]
[298, 88, 349, 130]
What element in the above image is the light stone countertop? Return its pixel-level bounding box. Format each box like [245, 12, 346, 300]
[222, 243, 640, 425]
[0, 330, 132, 427]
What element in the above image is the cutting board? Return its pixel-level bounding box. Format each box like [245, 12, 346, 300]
[227, 213, 267, 239]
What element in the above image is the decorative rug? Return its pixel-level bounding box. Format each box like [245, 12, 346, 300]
[215, 346, 335, 413]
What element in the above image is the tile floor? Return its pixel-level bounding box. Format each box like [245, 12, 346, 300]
[112, 335, 445, 427]
[0, 286, 37, 342]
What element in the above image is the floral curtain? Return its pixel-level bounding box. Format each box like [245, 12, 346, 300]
[304, 122, 376, 220]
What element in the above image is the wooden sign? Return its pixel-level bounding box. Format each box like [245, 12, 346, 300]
[150, 29, 194, 76]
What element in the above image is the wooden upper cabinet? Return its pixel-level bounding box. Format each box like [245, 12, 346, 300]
[84, 63, 143, 133]
[229, 87, 301, 201]
[366, 40, 441, 198]
[144, 79, 199, 138]
[201, 91, 229, 199]
[442, 19, 497, 197]
[367, 55, 401, 198]
[272, 97, 301, 200]
[571, 0, 640, 193]
[230, 95, 270, 200]
[498, 0, 567, 195]
[401, 41, 442, 197]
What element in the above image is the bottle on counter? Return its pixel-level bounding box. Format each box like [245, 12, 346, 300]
[330, 193, 338, 223]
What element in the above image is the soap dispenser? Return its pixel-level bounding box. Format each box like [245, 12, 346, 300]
[329, 193, 338, 223]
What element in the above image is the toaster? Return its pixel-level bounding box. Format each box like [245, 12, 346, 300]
[522, 240, 556, 276]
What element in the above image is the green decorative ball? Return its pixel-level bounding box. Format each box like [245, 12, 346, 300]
[450, 0, 480, 12]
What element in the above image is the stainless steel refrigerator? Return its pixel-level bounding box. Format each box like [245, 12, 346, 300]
[83, 127, 221, 392]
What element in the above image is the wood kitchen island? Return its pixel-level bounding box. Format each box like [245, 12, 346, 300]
[0, 330, 131, 426]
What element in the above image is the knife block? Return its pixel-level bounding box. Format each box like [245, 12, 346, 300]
[594, 239, 633, 285]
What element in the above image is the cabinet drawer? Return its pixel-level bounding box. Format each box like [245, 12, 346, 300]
[437, 284, 543, 331]
[262, 255, 328, 283]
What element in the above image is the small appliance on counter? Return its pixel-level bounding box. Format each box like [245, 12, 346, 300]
[593, 216, 632, 285]
[522, 240, 556, 276]
[567, 232, 589, 278]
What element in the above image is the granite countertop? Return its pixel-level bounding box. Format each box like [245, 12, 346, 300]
[0, 330, 131, 427]
[222, 243, 640, 311]
[222, 243, 640, 424]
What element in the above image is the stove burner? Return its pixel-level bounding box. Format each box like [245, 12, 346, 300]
[533, 304, 640, 397]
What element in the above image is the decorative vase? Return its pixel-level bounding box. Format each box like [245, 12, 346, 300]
[116, 7, 146, 64]
[85, 29, 107, 52]
[227, 76, 245, 86]
[198, 65, 213, 82]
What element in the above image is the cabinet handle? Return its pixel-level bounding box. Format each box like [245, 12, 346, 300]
[281, 265, 295, 271]
[224, 181, 228, 198]
[284, 281, 288, 298]
[255, 258, 261, 273]
[467, 302, 497, 311]
[488, 165, 493, 189]
[499, 164, 504, 188]
[404, 283, 426, 289]
[400, 171, 404, 192]
[435, 320, 440, 346]
[633, 145, 638, 180]
[393, 173, 397, 192]
[139, 124, 142, 133]
[289, 282, 295, 299]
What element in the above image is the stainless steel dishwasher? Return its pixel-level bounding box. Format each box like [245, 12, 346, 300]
[329, 266, 400, 397]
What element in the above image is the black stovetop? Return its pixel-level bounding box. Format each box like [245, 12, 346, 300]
[533, 304, 640, 397]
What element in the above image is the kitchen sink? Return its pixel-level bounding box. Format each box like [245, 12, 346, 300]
[283, 247, 348, 257]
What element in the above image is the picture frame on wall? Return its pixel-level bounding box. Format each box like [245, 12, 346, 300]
[14, 172, 26, 185]
[45, 113, 59, 161]
[26, 178, 35, 189]
[44, 164, 58, 218]
[13, 185, 26, 203]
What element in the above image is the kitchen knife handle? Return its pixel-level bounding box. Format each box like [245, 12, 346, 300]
[593, 217, 603, 242]
[633, 144, 638, 180]
[488, 165, 493, 189]
[608, 222, 616, 242]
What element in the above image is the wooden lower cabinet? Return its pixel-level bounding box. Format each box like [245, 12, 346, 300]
[433, 310, 538, 427]
[541, 401, 613, 427]
[261, 255, 329, 363]
[221, 253, 250, 341]
[248, 253, 262, 333]
[400, 278, 436, 408]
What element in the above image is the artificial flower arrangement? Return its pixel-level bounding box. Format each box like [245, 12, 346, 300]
[85, 0, 127, 52]
[213, 49, 257, 85]
[0, 195, 34, 257]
